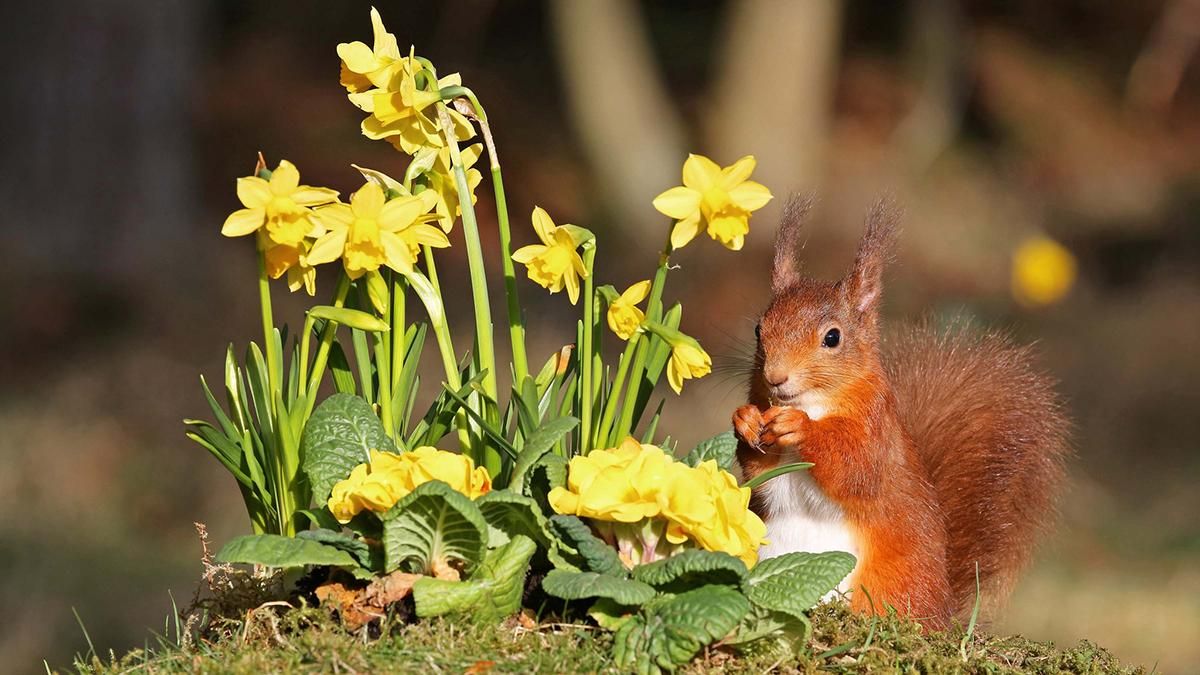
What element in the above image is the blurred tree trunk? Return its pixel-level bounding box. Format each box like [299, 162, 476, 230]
[548, 0, 685, 245]
[0, 0, 202, 292]
[707, 0, 843, 211]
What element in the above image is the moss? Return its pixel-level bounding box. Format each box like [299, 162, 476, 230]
[72, 601, 1144, 674]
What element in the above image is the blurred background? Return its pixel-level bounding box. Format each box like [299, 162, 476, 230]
[1, 1, 1198, 672]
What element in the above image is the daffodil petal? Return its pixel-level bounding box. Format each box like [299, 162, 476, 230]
[531, 206, 556, 246]
[565, 268, 580, 305]
[292, 186, 339, 207]
[222, 208, 265, 237]
[337, 41, 377, 74]
[719, 155, 757, 189]
[652, 186, 701, 220]
[351, 182, 386, 217]
[670, 214, 701, 250]
[369, 7, 400, 59]
[307, 229, 347, 265]
[682, 154, 722, 191]
[512, 244, 546, 263]
[727, 181, 773, 212]
[311, 204, 354, 231]
[410, 224, 451, 248]
[236, 177, 271, 209]
[378, 195, 423, 230]
[381, 232, 415, 274]
[270, 160, 301, 194]
[622, 280, 652, 305]
[667, 356, 683, 394]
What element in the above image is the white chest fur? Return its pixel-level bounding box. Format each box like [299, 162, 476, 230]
[757, 469, 860, 595]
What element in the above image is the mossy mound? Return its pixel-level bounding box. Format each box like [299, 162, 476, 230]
[72, 599, 1142, 674]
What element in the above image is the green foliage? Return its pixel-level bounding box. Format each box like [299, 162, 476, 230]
[297, 528, 380, 572]
[743, 551, 856, 619]
[549, 515, 627, 577]
[412, 535, 536, 620]
[381, 481, 488, 575]
[682, 430, 738, 471]
[632, 549, 747, 592]
[542, 570, 657, 605]
[613, 585, 751, 674]
[215, 534, 358, 569]
[475, 489, 575, 570]
[301, 393, 397, 503]
[507, 416, 578, 492]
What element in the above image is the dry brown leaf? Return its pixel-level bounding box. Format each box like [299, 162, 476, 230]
[363, 571, 421, 607]
[464, 660, 495, 674]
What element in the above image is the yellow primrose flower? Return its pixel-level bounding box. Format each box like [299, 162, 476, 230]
[607, 280, 651, 340]
[327, 447, 491, 524]
[512, 207, 591, 304]
[337, 7, 403, 93]
[1012, 235, 1077, 307]
[666, 338, 712, 394]
[221, 159, 339, 247]
[652, 154, 772, 251]
[308, 182, 447, 279]
[548, 438, 767, 567]
[262, 237, 319, 296]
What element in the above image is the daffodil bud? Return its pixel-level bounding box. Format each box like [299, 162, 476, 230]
[308, 305, 389, 332]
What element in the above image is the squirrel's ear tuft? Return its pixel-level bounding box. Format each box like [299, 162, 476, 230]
[771, 194, 814, 295]
[845, 197, 900, 313]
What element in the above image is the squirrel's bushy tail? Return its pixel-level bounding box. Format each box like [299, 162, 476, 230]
[885, 324, 1070, 614]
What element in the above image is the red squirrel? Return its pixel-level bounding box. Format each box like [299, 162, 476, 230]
[733, 197, 1069, 630]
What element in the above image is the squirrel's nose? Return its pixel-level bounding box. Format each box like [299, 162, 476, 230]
[764, 368, 791, 387]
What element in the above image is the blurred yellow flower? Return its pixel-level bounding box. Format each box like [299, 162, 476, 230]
[652, 154, 772, 251]
[548, 438, 766, 566]
[1012, 235, 1077, 307]
[666, 337, 712, 394]
[512, 207, 591, 304]
[607, 280, 651, 340]
[425, 143, 483, 232]
[308, 182, 446, 279]
[221, 160, 338, 248]
[327, 446, 492, 523]
[337, 7, 404, 93]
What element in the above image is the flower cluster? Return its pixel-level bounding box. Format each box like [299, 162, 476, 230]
[512, 207, 592, 304]
[221, 159, 339, 295]
[328, 446, 492, 523]
[548, 438, 766, 567]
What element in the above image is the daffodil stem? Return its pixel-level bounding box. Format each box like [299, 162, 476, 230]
[490, 164, 529, 385]
[578, 246, 597, 454]
[438, 102, 501, 476]
[376, 283, 394, 438]
[596, 332, 639, 448]
[256, 251, 282, 399]
[303, 274, 351, 420]
[390, 273, 406, 434]
[614, 239, 673, 440]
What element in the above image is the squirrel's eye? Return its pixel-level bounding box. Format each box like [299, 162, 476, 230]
[822, 327, 841, 348]
[754, 323, 762, 340]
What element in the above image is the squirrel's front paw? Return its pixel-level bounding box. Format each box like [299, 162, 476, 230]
[760, 406, 808, 451]
[732, 405, 765, 448]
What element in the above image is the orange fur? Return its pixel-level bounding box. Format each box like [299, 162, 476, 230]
[734, 197, 1069, 628]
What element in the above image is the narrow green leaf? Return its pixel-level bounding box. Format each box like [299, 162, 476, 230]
[308, 305, 389, 332]
[351, 329, 374, 405]
[327, 341, 357, 396]
[743, 462, 814, 490]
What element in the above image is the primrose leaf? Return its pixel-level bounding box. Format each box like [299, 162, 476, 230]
[682, 430, 738, 471]
[724, 604, 810, 657]
[613, 585, 751, 673]
[549, 515, 626, 577]
[476, 489, 576, 571]
[297, 528, 381, 572]
[215, 534, 358, 569]
[541, 570, 657, 605]
[526, 453, 568, 513]
[743, 551, 856, 618]
[301, 394, 396, 503]
[412, 535, 536, 620]
[381, 481, 487, 576]
[632, 549, 747, 592]
[508, 416, 578, 493]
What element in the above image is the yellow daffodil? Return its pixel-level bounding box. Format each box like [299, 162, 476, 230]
[652, 154, 772, 251]
[308, 182, 446, 279]
[262, 237, 319, 296]
[327, 447, 491, 523]
[221, 160, 338, 248]
[1012, 235, 1077, 307]
[424, 143, 483, 232]
[337, 7, 404, 93]
[607, 280, 651, 340]
[548, 438, 767, 566]
[512, 207, 591, 304]
[666, 338, 712, 394]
